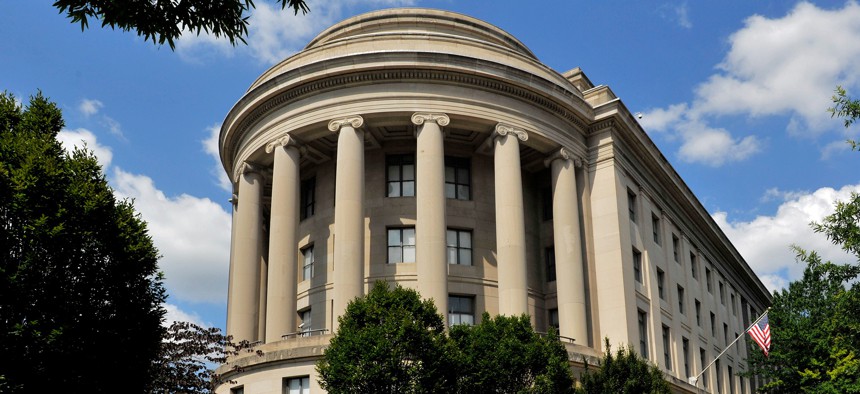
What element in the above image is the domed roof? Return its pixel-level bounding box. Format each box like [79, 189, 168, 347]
[305, 8, 537, 59]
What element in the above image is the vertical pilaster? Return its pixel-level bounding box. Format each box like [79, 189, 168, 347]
[329, 115, 366, 331]
[413, 113, 450, 324]
[264, 136, 302, 343]
[545, 148, 588, 342]
[228, 162, 263, 343]
[493, 123, 529, 316]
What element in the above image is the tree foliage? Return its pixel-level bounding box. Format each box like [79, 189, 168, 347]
[745, 127, 860, 392]
[577, 339, 670, 394]
[0, 92, 166, 392]
[450, 313, 575, 394]
[150, 321, 264, 394]
[829, 86, 860, 151]
[316, 281, 457, 393]
[52, 0, 310, 49]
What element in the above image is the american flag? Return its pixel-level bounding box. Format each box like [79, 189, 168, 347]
[748, 312, 771, 357]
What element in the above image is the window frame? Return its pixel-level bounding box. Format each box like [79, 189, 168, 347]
[446, 228, 473, 266]
[657, 267, 665, 299]
[444, 156, 471, 200]
[545, 246, 556, 282]
[448, 295, 475, 327]
[662, 324, 672, 371]
[677, 285, 686, 314]
[301, 244, 314, 281]
[299, 177, 315, 220]
[628, 188, 638, 223]
[386, 154, 416, 197]
[652, 214, 661, 245]
[387, 227, 416, 264]
[284, 376, 311, 394]
[638, 309, 648, 358]
[633, 248, 643, 284]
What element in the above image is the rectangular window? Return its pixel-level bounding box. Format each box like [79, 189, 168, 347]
[695, 299, 702, 326]
[672, 234, 680, 262]
[731, 293, 737, 315]
[719, 281, 726, 305]
[300, 309, 312, 335]
[387, 227, 416, 263]
[545, 247, 556, 282]
[677, 285, 686, 314]
[700, 348, 709, 388]
[690, 252, 698, 279]
[386, 154, 415, 197]
[652, 214, 661, 245]
[449, 295, 475, 326]
[542, 186, 553, 220]
[638, 309, 648, 358]
[446, 229, 472, 266]
[662, 325, 672, 370]
[742, 297, 749, 326]
[445, 157, 471, 200]
[633, 248, 643, 284]
[231, 387, 244, 394]
[301, 245, 314, 281]
[716, 360, 723, 394]
[682, 337, 690, 378]
[710, 312, 716, 337]
[300, 177, 315, 220]
[628, 189, 637, 223]
[724, 323, 729, 345]
[706, 267, 713, 293]
[285, 376, 311, 394]
[548, 308, 559, 330]
[729, 366, 735, 394]
[657, 268, 665, 299]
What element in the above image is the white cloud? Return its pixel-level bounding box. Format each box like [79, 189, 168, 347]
[56, 128, 113, 168]
[675, 120, 760, 166]
[713, 183, 860, 292]
[78, 98, 103, 117]
[102, 116, 124, 138]
[642, 1, 860, 165]
[163, 303, 206, 327]
[112, 168, 232, 304]
[203, 123, 233, 192]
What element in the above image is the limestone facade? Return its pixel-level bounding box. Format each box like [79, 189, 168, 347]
[215, 8, 771, 394]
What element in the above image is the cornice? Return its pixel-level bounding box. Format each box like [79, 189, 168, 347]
[224, 67, 591, 164]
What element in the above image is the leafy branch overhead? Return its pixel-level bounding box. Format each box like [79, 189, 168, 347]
[829, 86, 860, 150]
[52, 0, 310, 49]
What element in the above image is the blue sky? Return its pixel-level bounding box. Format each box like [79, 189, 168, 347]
[3, 1, 859, 329]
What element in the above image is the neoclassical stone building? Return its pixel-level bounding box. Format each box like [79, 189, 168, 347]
[216, 8, 771, 394]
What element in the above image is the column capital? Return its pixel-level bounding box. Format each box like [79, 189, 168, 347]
[265, 134, 302, 154]
[411, 112, 450, 127]
[543, 147, 583, 168]
[494, 123, 528, 142]
[234, 161, 262, 183]
[327, 115, 364, 132]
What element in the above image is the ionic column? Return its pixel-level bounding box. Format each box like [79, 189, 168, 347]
[227, 162, 263, 343]
[413, 113, 450, 323]
[329, 115, 365, 331]
[493, 123, 529, 316]
[545, 148, 588, 342]
[264, 136, 302, 343]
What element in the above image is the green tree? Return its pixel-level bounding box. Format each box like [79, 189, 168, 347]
[52, 0, 310, 49]
[316, 281, 457, 393]
[0, 92, 167, 392]
[576, 338, 670, 394]
[829, 86, 860, 151]
[150, 321, 263, 394]
[745, 251, 860, 394]
[449, 313, 575, 394]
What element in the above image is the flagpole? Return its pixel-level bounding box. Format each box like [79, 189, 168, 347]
[687, 307, 771, 388]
